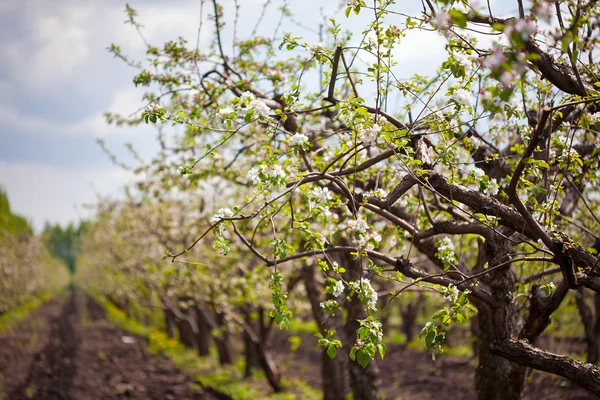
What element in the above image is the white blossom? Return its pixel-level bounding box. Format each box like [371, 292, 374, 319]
[347, 218, 369, 234]
[240, 91, 255, 102]
[310, 42, 325, 54]
[452, 88, 473, 106]
[486, 179, 500, 196]
[311, 187, 332, 203]
[289, 132, 309, 146]
[247, 168, 261, 185]
[430, 10, 452, 32]
[332, 280, 344, 297]
[269, 164, 285, 178]
[361, 279, 378, 309]
[249, 98, 270, 118]
[210, 208, 234, 224]
[358, 124, 382, 145]
[437, 237, 455, 253]
[444, 284, 460, 303]
[470, 167, 485, 182]
[590, 112, 600, 124]
[454, 53, 472, 74]
[218, 106, 235, 118]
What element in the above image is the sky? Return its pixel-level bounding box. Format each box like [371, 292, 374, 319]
[0, 0, 447, 231]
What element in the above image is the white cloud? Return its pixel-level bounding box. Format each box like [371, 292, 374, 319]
[0, 2, 92, 90]
[0, 86, 147, 137]
[0, 162, 134, 231]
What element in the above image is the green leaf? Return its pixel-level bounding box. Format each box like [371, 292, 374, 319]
[357, 351, 370, 368]
[327, 346, 337, 359]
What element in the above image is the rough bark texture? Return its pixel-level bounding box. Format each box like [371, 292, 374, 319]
[491, 339, 600, 397]
[164, 308, 177, 339]
[193, 306, 211, 357]
[214, 310, 232, 365]
[575, 288, 600, 365]
[400, 297, 420, 344]
[473, 233, 525, 400]
[243, 310, 261, 378]
[341, 248, 381, 400]
[177, 317, 196, 349]
[303, 263, 348, 400]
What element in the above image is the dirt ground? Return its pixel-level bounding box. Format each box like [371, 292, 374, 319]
[271, 330, 596, 400]
[0, 290, 213, 400]
[0, 291, 596, 400]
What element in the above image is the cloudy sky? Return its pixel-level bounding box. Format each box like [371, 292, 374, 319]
[0, 0, 446, 231]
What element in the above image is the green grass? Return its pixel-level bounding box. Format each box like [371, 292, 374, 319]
[0, 291, 59, 332]
[94, 295, 321, 400]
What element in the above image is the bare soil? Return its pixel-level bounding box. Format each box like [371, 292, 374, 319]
[1, 291, 596, 399]
[271, 331, 596, 399]
[0, 289, 213, 400]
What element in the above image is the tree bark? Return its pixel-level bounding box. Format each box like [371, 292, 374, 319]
[164, 308, 177, 339]
[214, 310, 232, 365]
[400, 295, 421, 344]
[341, 248, 381, 400]
[303, 263, 347, 400]
[472, 232, 525, 400]
[575, 288, 600, 365]
[243, 309, 261, 378]
[177, 316, 196, 349]
[194, 306, 211, 357]
[491, 339, 600, 397]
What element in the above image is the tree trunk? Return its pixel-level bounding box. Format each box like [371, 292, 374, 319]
[214, 310, 232, 365]
[177, 316, 196, 349]
[575, 288, 600, 365]
[472, 232, 524, 400]
[473, 301, 524, 400]
[341, 248, 381, 400]
[194, 306, 211, 357]
[243, 310, 261, 378]
[303, 263, 347, 400]
[400, 294, 421, 344]
[164, 308, 177, 339]
[258, 343, 283, 392]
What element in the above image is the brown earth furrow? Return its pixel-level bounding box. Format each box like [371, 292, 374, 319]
[1, 290, 213, 400]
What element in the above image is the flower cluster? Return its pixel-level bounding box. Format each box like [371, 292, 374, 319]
[310, 42, 325, 54]
[247, 164, 287, 186]
[320, 299, 340, 315]
[289, 132, 309, 146]
[452, 88, 473, 106]
[357, 124, 382, 145]
[346, 217, 382, 251]
[454, 53, 473, 74]
[210, 208, 234, 224]
[532, 1, 554, 22]
[332, 280, 345, 297]
[505, 18, 537, 41]
[310, 187, 332, 206]
[430, 10, 452, 32]
[443, 284, 460, 303]
[486, 179, 500, 196]
[348, 278, 378, 310]
[435, 237, 457, 270]
[470, 167, 485, 182]
[220, 91, 271, 122]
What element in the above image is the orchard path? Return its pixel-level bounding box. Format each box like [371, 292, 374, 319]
[0, 289, 214, 400]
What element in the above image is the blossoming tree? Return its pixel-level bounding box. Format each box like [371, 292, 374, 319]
[85, 0, 600, 399]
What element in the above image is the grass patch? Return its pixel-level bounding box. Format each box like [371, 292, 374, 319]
[94, 295, 321, 400]
[0, 291, 59, 332]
